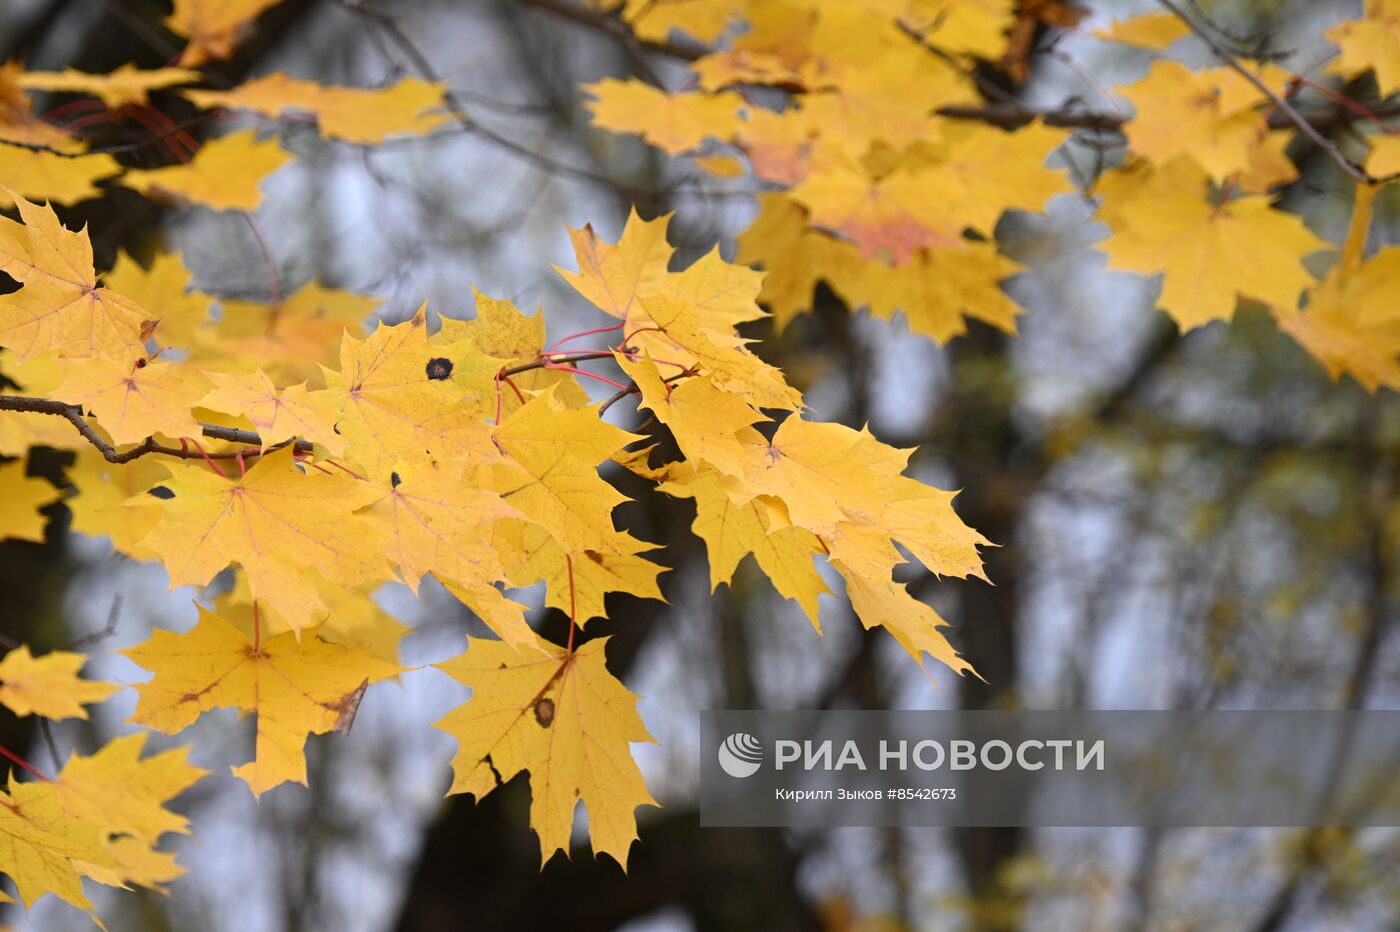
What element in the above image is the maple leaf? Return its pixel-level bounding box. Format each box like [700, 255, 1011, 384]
[119, 129, 291, 211]
[166, 0, 284, 65]
[658, 461, 827, 625]
[48, 734, 204, 893]
[1274, 183, 1400, 393]
[616, 353, 764, 476]
[900, 0, 1017, 59]
[197, 370, 346, 454]
[0, 352, 85, 456]
[619, 0, 737, 43]
[104, 250, 213, 351]
[554, 208, 672, 321]
[123, 605, 401, 796]
[65, 450, 172, 561]
[212, 282, 380, 378]
[1327, 0, 1400, 97]
[1117, 61, 1290, 180]
[0, 777, 117, 913]
[0, 62, 82, 152]
[357, 458, 535, 647]
[0, 458, 61, 544]
[218, 574, 408, 664]
[0, 194, 152, 362]
[1092, 11, 1191, 49]
[17, 65, 200, 109]
[434, 637, 657, 868]
[321, 305, 497, 480]
[1097, 158, 1326, 329]
[584, 79, 745, 155]
[138, 446, 388, 631]
[55, 358, 208, 446]
[0, 645, 117, 720]
[0, 149, 121, 208]
[185, 74, 451, 143]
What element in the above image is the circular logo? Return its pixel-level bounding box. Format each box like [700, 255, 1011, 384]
[718, 732, 763, 778]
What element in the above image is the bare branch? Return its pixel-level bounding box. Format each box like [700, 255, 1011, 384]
[0, 394, 312, 464]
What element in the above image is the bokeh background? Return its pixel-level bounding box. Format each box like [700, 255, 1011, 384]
[3, 0, 1399, 929]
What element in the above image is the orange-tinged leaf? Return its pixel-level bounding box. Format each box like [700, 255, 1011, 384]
[138, 446, 388, 631]
[434, 637, 658, 868]
[0, 194, 151, 362]
[185, 73, 451, 143]
[211, 281, 380, 378]
[55, 358, 208, 446]
[119, 129, 291, 211]
[0, 645, 117, 720]
[123, 605, 401, 796]
[0, 459, 60, 544]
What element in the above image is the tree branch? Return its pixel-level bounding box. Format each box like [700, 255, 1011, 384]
[0, 394, 312, 464]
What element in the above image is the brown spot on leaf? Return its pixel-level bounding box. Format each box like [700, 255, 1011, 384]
[534, 697, 555, 728]
[426, 357, 453, 381]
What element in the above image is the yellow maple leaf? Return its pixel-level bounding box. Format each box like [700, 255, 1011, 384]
[900, 0, 1017, 58]
[185, 73, 451, 143]
[1117, 61, 1288, 179]
[0, 352, 84, 456]
[357, 458, 535, 647]
[65, 450, 172, 561]
[220, 574, 407, 664]
[17, 65, 200, 109]
[119, 129, 291, 211]
[55, 358, 208, 446]
[197, 369, 345, 454]
[658, 461, 827, 625]
[1097, 158, 1325, 329]
[1327, 0, 1400, 97]
[0, 194, 152, 362]
[0, 149, 120, 209]
[211, 282, 380, 378]
[585, 79, 744, 155]
[0, 777, 117, 912]
[621, 0, 737, 43]
[53, 734, 204, 847]
[320, 305, 497, 480]
[105, 250, 213, 351]
[0, 459, 60, 544]
[1092, 11, 1190, 50]
[434, 637, 657, 868]
[1274, 183, 1400, 392]
[616, 353, 764, 476]
[138, 446, 388, 631]
[0, 645, 117, 720]
[493, 519, 665, 626]
[555, 208, 673, 321]
[166, 0, 284, 65]
[124, 605, 401, 796]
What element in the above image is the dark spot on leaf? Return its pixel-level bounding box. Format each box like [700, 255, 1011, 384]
[534, 698, 555, 728]
[390, 471, 401, 488]
[332, 423, 341, 435]
[327, 679, 370, 734]
[426, 357, 453, 381]
[584, 549, 604, 564]
[148, 486, 175, 500]
[133, 357, 148, 369]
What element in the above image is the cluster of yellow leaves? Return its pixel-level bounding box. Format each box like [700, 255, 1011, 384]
[0, 645, 203, 918]
[582, 2, 1400, 392]
[0, 14, 448, 213]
